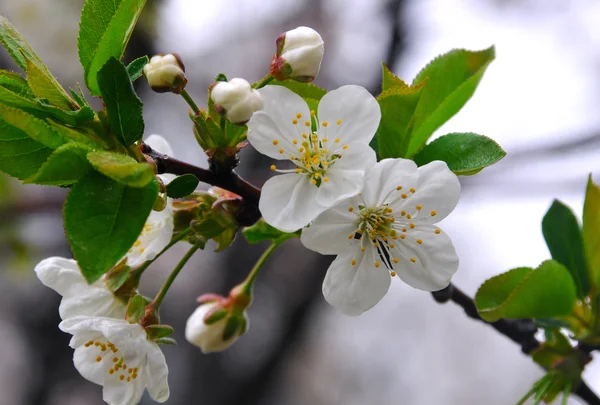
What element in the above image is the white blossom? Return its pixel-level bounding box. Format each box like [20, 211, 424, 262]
[247, 84, 380, 232]
[143, 54, 187, 93]
[210, 78, 263, 124]
[301, 159, 461, 315]
[185, 302, 248, 353]
[271, 26, 324, 82]
[60, 316, 169, 405]
[35, 257, 126, 320]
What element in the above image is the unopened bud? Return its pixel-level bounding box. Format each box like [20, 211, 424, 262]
[270, 26, 324, 83]
[210, 78, 263, 124]
[185, 301, 248, 353]
[143, 53, 187, 93]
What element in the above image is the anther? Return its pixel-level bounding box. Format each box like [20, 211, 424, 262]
[109, 369, 115, 375]
[335, 138, 341, 143]
[402, 228, 407, 232]
[416, 205, 422, 211]
[270, 165, 276, 171]
[120, 375, 125, 381]
[389, 243, 395, 248]
[435, 229, 441, 234]
[401, 194, 407, 199]
[96, 356, 102, 363]
[337, 119, 342, 125]
[361, 247, 366, 252]
[279, 148, 284, 154]
[417, 239, 423, 244]
[396, 186, 402, 190]
[311, 179, 317, 185]
[127, 377, 131, 382]
[272, 140, 279, 145]
[400, 234, 406, 239]
[393, 258, 399, 264]
[322, 137, 328, 142]
[390, 271, 397, 277]
[323, 177, 329, 182]
[292, 119, 298, 124]
[348, 207, 354, 212]
[296, 113, 303, 119]
[410, 188, 416, 193]
[342, 145, 348, 150]
[322, 121, 328, 127]
[351, 259, 357, 266]
[410, 258, 416, 263]
[407, 214, 412, 219]
[409, 223, 415, 229]
[431, 210, 437, 217]
[293, 139, 298, 145]
[400, 211, 406, 216]
[304, 121, 311, 127]
[375, 262, 380, 268]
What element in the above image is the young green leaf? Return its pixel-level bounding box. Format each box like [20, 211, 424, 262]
[24, 143, 92, 186]
[0, 104, 66, 149]
[0, 70, 35, 98]
[97, 57, 144, 146]
[270, 80, 327, 101]
[64, 171, 158, 283]
[475, 260, 577, 322]
[166, 174, 200, 198]
[0, 116, 53, 180]
[542, 200, 589, 298]
[381, 63, 409, 91]
[78, 0, 147, 95]
[583, 176, 600, 288]
[413, 132, 506, 175]
[25, 57, 76, 110]
[406, 46, 495, 157]
[87, 151, 154, 188]
[126, 55, 149, 81]
[37, 102, 95, 127]
[375, 82, 425, 159]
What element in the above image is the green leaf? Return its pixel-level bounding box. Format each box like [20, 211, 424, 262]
[145, 324, 174, 340]
[24, 143, 92, 186]
[375, 83, 425, 159]
[126, 56, 148, 81]
[542, 200, 589, 298]
[37, 101, 95, 127]
[475, 260, 577, 322]
[381, 63, 409, 91]
[270, 80, 327, 101]
[243, 218, 298, 244]
[0, 115, 53, 179]
[166, 174, 199, 198]
[46, 119, 105, 148]
[25, 57, 75, 110]
[406, 46, 495, 157]
[64, 171, 158, 283]
[97, 57, 144, 146]
[126, 294, 146, 323]
[87, 151, 154, 188]
[0, 70, 35, 99]
[0, 104, 66, 149]
[413, 132, 506, 175]
[583, 176, 600, 288]
[78, 0, 147, 95]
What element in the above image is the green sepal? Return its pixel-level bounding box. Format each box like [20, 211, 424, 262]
[204, 308, 228, 325]
[222, 315, 241, 341]
[104, 260, 131, 292]
[243, 218, 299, 244]
[213, 227, 237, 252]
[475, 260, 577, 322]
[413, 132, 506, 175]
[64, 171, 158, 283]
[542, 200, 589, 298]
[583, 176, 600, 289]
[97, 57, 144, 146]
[24, 143, 93, 186]
[126, 294, 147, 324]
[145, 324, 174, 340]
[406, 46, 495, 157]
[166, 174, 199, 198]
[155, 337, 177, 345]
[126, 56, 149, 82]
[87, 151, 154, 188]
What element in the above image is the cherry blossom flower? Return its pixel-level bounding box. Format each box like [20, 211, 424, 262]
[301, 159, 461, 315]
[247, 85, 380, 232]
[60, 316, 169, 405]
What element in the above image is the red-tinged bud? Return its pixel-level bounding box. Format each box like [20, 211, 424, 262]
[270, 27, 324, 83]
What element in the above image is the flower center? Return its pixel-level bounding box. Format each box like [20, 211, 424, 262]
[128, 222, 154, 254]
[83, 338, 139, 383]
[270, 111, 347, 187]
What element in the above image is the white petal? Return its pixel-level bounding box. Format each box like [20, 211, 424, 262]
[125, 205, 174, 268]
[35, 257, 125, 319]
[259, 173, 324, 232]
[102, 378, 145, 405]
[300, 198, 361, 255]
[145, 134, 174, 156]
[247, 85, 310, 160]
[394, 160, 460, 223]
[144, 341, 170, 402]
[322, 248, 391, 316]
[317, 85, 380, 145]
[362, 158, 418, 207]
[73, 342, 108, 385]
[316, 142, 376, 207]
[392, 225, 459, 291]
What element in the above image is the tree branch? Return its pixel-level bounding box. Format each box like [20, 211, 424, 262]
[432, 284, 600, 405]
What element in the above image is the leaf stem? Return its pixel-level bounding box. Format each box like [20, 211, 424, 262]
[150, 242, 200, 309]
[180, 89, 201, 114]
[253, 74, 274, 89]
[241, 242, 280, 295]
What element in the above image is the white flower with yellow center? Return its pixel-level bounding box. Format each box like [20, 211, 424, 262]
[301, 159, 461, 315]
[126, 134, 176, 268]
[247, 85, 380, 232]
[35, 257, 126, 320]
[60, 316, 169, 405]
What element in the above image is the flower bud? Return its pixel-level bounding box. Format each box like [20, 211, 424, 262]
[270, 26, 324, 83]
[185, 301, 248, 353]
[143, 53, 187, 93]
[210, 78, 263, 125]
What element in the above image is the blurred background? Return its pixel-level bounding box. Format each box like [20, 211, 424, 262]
[1, 0, 600, 404]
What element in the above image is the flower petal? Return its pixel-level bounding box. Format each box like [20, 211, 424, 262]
[144, 341, 170, 402]
[317, 85, 380, 145]
[392, 225, 459, 291]
[125, 205, 174, 268]
[362, 158, 419, 207]
[322, 247, 391, 316]
[35, 257, 126, 319]
[300, 197, 361, 255]
[394, 161, 460, 223]
[247, 85, 310, 160]
[145, 134, 174, 156]
[316, 142, 376, 207]
[259, 173, 324, 232]
[102, 377, 145, 405]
